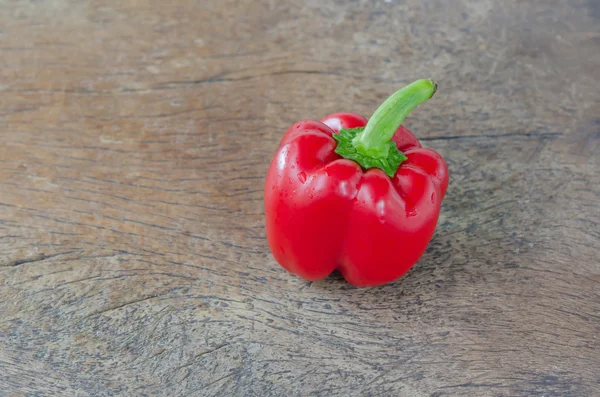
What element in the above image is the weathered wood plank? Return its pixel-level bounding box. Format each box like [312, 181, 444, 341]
[0, 0, 598, 396]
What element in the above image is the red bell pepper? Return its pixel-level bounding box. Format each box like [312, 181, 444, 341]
[264, 79, 448, 287]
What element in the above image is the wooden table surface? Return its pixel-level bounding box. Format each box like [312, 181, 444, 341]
[1, 1, 599, 396]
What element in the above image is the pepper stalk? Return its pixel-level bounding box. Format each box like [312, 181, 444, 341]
[333, 79, 437, 177]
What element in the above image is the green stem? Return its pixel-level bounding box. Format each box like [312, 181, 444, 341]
[353, 79, 437, 158]
[332, 79, 438, 177]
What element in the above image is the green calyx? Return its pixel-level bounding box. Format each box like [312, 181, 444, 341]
[333, 127, 407, 177]
[333, 79, 437, 177]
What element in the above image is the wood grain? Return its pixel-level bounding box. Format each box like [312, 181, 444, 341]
[1, 0, 599, 396]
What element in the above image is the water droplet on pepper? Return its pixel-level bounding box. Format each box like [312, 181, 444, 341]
[297, 171, 307, 183]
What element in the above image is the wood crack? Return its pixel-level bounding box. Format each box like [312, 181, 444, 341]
[84, 295, 162, 318]
[2, 250, 79, 267]
[174, 343, 231, 371]
[420, 132, 563, 141]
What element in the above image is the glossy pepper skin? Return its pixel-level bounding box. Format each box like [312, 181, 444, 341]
[264, 80, 448, 287]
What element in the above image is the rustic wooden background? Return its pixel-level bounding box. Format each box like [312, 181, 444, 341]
[1, 1, 599, 396]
